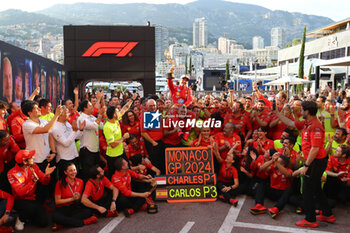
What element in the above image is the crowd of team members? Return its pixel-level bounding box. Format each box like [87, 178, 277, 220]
[0, 80, 350, 231]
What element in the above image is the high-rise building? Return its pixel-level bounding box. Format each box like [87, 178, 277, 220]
[252, 36, 264, 50]
[218, 37, 240, 54]
[154, 25, 169, 63]
[271, 27, 286, 48]
[193, 17, 208, 48]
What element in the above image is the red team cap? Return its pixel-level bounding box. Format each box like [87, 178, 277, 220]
[181, 75, 190, 80]
[15, 150, 35, 164]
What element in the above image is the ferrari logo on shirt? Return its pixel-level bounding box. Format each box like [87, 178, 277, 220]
[273, 174, 278, 178]
[220, 140, 224, 144]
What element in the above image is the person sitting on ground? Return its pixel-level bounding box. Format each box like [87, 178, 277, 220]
[53, 162, 97, 230]
[215, 147, 240, 207]
[81, 165, 119, 218]
[324, 144, 350, 203]
[250, 153, 293, 219]
[111, 158, 153, 217]
[7, 150, 55, 230]
[129, 154, 160, 192]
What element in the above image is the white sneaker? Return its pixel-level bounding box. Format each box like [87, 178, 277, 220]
[15, 217, 24, 231]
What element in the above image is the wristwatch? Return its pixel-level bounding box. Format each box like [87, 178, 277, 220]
[304, 164, 310, 167]
[5, 210, 10, 215]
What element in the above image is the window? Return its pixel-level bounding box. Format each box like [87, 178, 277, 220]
[307, 53, 319, 59]
[320, 48, 346, 60]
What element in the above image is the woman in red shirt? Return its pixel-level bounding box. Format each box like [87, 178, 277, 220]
[216, 148, 239, 206]
[53, 163, 97, 230]
[122, 110, 141, 141]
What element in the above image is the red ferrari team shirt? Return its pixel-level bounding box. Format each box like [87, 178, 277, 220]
[269, 166, 293, 190]
[295, 117, 326, 160]
[55, 177, 84, 207]
[217, 162, 238, 183]
[112, 170, 140, 197]
[326, 155, 350, 180]
[83, 176, 112, 202]
[215, 132, 241, 160]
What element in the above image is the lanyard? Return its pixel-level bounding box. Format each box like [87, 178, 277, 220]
[89, 179, 101, 194]
[67, 180, 77, 195]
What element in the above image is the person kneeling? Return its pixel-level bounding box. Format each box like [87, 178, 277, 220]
[81, 165, 119, 218]
[250, 153, 293, 219]
[112, 158, 152, 217]
[53, 162, 97, 231]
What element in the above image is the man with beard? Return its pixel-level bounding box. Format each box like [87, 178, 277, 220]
[215, 123, 242, 161]
[273, 128, 300, 152]
[251, 100, 271, 131]
[210, 99, 230, 135]
[245, 97, 253, 113]
[81, 165, 119, 218]
[224, 101, 252, 142]
[325, 128, 347, 156]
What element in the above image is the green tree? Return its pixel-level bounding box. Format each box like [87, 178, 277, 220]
[189, 56, 192, 76]
[297, 25, 306, 93]
[292, 38, 301, 46]
[225, 59, 230, 81]
[307, 64, 312, 91]
[286, 42, 291, 48]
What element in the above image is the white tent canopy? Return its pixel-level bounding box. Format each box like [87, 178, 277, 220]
[264, 76, 312, 86]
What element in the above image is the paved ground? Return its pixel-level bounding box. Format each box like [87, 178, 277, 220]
[20, 195, 350, 233]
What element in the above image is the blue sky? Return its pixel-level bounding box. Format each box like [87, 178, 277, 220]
[0, 0, 348, 21]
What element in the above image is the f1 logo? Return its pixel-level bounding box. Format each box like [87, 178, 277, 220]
[82, 42, 138, 57]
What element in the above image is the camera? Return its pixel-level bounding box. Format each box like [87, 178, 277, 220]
[190, 81, 199, 92]
[218, 77, 227, 89]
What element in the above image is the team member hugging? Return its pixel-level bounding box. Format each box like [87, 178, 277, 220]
[215, 147, 239, 206]
[112, 158, 153, 217]
[81, 165, 119, 218]
[250, 152, 293, 219]
[53, 162, 97, 231]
